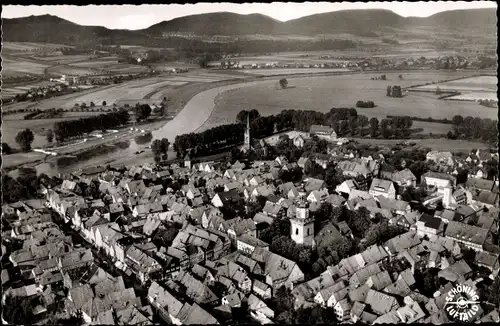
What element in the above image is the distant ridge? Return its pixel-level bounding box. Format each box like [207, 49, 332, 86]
[2, 8, 496, 44]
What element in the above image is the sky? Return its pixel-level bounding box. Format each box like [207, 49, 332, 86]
[3, 1, 497, 30]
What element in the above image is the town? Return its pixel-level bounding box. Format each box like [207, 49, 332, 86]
[2, 115, 499, 325]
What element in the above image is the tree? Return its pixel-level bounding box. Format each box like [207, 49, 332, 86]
[90, 101, 95, 107]
[102, 100, 107, 106]
[363, 221, 406, 248]
[2, 142, 12, 154]
[357, 115, 369, 134]
[134, 104, 152, 121]
[452, 115, 463, 129]
[386, 86, 392, 97]
[15, 129, 35, 152]
[279, 78, 288, 89]
[398, 74, 403, 80]
[414, 268, 441, 297]
[435, 86, 442, 95]
[381, 74, 387, 80]
[369, 117, 379, 137]
[2, 294, 36, 325]
[46, 129, 54, 143]
[152, 227, 179, 248]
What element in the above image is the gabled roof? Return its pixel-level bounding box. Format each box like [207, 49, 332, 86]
[369, 178, 394, 193]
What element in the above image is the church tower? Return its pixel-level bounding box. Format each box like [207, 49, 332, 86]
[290, 200, 315, 247]
[242, 114, 252, 152]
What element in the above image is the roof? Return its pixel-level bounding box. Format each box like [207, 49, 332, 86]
[438, 260, 472, 282]
[418, 214, 442, 230]
[384, 231, 421, 255]
[369, 178, 394, 193]
[422, 172, 456, 184]
[391, 169, 416, 183]
[365, 289, 399, 315]
[445, 221, 488, 246]
[367, 271, 393, 290]
[310, 124, 334, 135]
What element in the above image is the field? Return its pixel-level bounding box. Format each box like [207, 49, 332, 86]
[200, 71, 496, 131]
[2, 81, 60, 98]
[2, 70, 255, 151]
[2, 57, 50, 77]
[353, 138, 493, 153]
[2, 42, 69, 55]
[411, 76, 497, 93]
[240, 68, 351, 76]
[447, 92, 498, 101]
[2, 111, 103, 149]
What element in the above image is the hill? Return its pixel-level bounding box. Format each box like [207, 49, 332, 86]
[144, 12, 282, 36]
[281, 9, 406, 35]
[420, 8, 497, 32]
[2, 8, 496, 45]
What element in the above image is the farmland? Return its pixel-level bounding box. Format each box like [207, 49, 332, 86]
[2, 70, 255, 152]
[200, 71, 497, 131]
[240, 68, 351, 76]
[2, 111, 103, 149]
[410, 75, 497, 92]
[2, 57, 51, 77]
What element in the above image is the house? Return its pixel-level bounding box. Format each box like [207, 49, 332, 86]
[248, 294, 275, 319]
[365, 289, 400, 316]
[211, 190, 243, 208]
[291, 271, 336, 309]
[422, 172, 456, 193]
[391, 169, 417, 187]
[252, 279, 272, 299]
[444, 221, 488, 251]
[250, 247, 304, 290]
[148, 282, 219, 325]
[307, 189, 329, 203]
[237, 234, 269, 255]
[369, 179, 396, 200]
[310, 125, 337, 140]
[415, 214, 444, 238]
[293, 135, 305, 148]
[466, 178, 497, 193]
[336, 180, 358, 196]
[426, 151, 454, 165]
[383, 231, 421, 257]
[437, 260, 472, 282]
[221, 217, 257, 240]
[475, 251, 499, 275]
[262, 201, 284, 218]
[472, 190, 499, 209]
[476, 149, 492, 162]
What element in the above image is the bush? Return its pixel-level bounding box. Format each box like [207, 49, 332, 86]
[356, 100, 375, 108]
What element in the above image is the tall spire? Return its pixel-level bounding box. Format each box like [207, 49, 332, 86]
[246, 113, 250, 131]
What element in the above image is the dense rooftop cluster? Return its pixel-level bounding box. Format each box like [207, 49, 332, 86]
[2, 127, 499, 325]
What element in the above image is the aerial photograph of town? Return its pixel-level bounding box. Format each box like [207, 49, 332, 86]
[0, 1, 498, 325]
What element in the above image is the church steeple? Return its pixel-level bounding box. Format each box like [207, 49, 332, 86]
[244, 113, 251, 150]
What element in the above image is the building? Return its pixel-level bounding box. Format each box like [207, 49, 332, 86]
[445, 221, 488, 251]
[309, 125, 337, 140]
[290, 201, 315, 247]
[369, 179, 396, 200]
[422, 172, 456, 193]
[241, 115, 252, 153]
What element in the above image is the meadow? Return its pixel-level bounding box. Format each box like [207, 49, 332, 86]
[2, 57, 50, 77]
[240, 68, 351, 76]
[201, 71, 497, 131]
[2, 111, 103, 149]
[411, 76, 497, 93]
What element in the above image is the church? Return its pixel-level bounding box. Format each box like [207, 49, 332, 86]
[240, 114, 269, 157]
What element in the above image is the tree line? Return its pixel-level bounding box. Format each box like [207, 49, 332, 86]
[451, 115, 497, 144]
[54, 110, 130, 142]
